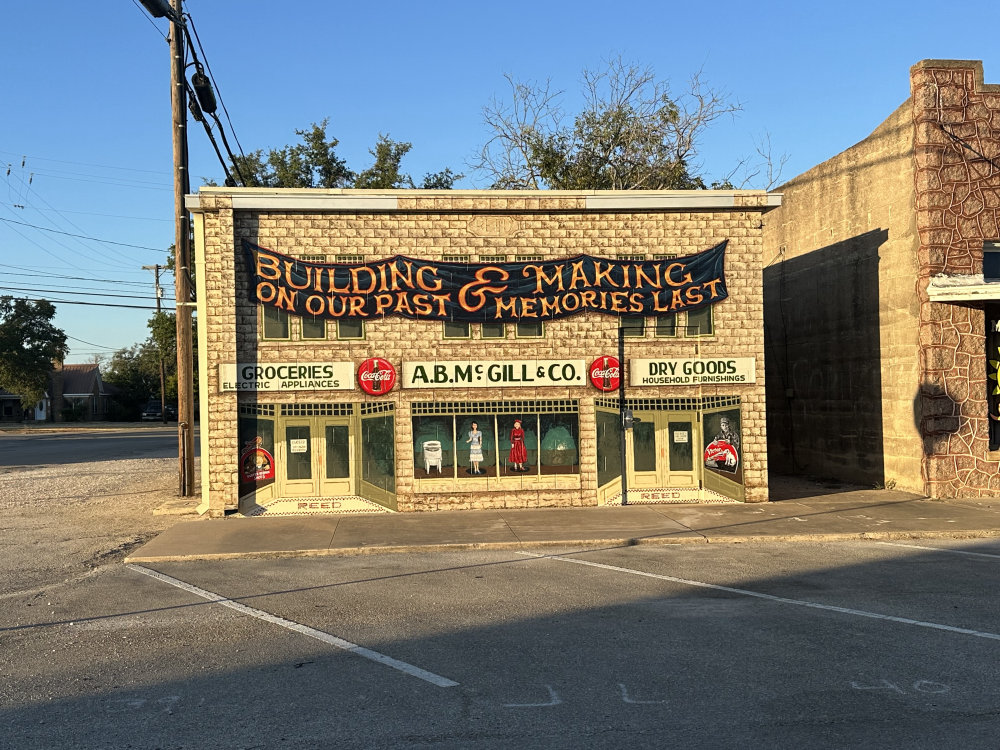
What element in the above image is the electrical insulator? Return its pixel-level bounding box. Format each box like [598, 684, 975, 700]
[191, 70, 217, 114]
[187, 90, 204, 122]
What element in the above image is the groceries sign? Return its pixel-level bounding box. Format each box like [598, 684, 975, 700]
[243, 239, 728, 323]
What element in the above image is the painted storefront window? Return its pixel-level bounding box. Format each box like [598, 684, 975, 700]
[361, 414, 395, 493]
[412, 409, 579, 479]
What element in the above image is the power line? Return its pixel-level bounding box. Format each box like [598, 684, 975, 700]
[0, 206, 86, 270]
[0, 217, 167, 252]
[187, 16, 247, 161]
[17, 171, 173, 192]
[0, 201, 173, 222]
[0, 262, 153, 281]
[11, 296, 175, 312]
[3, 170, 161, 268]
[0, 285, 164, 301]
[0, 269, 155, 288]
[0, 149, 169, 177]
[66, 334, 121, 350]
[130, 0, 169, 40]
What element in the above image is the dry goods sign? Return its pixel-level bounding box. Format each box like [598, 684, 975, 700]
[630, 358, 756, 386]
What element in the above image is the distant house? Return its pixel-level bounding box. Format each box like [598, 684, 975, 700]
[0, 389, 46, 422]
[0, 362, 112, 423]
[53, 363, 111, 421]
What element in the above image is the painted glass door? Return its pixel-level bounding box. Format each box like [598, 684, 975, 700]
[279, 418, 355, 497]
[319, 421, 353, 496]
[627, 411, 699, 488]
[281, 420, 315, 496]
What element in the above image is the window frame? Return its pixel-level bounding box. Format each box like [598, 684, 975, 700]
[685, 305, 714, 337]
[336, 319, 365, 340]
[261, 305, 290, 340]
[515, 321, 544, 339]
[300, 316, 327, 340]
[443, 321, 472, 339]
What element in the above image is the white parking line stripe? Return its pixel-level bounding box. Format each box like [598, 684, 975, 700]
[518, 552, 1000, 642]
[877, 541, 1000, 560]
[128, 564, 459, 688]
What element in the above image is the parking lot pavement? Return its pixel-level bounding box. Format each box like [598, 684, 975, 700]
[127, 483, 1000, 562]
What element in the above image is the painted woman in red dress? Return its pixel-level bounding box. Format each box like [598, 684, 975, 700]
[509, 419, 527, 471]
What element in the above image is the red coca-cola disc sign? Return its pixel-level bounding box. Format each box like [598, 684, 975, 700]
[589, 356, 621, 392]
[357, 357, 396, 396]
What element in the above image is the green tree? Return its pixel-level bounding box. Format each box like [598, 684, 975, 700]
[103, 343, 161, 420]
[353, 134, 415, 189]
[103, 312, 198, 419]
[233, 119, 353, 188]
[226, 120, 461, 189]
[353, 135, 464, 190]
[0, 297, 68, 408]
[473, 57, 748, 190]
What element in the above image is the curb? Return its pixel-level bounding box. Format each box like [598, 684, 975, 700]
[122, 526, 1000, 564]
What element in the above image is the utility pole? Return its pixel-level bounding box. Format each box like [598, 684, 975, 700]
[169, 0, 195, 496]
[142, 263, 168, 424]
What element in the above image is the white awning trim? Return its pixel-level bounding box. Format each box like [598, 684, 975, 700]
[926, 273, 1000, 302]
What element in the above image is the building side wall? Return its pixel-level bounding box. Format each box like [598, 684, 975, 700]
[762, 103, 922, 489]
[912, 60, 1000, 498]
[196, 192, 771, 513]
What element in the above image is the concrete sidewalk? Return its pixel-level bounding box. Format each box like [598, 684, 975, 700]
[126, 480, 1000, 563]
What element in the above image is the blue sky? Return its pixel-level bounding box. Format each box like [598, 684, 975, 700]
[2, 0, 999, 362]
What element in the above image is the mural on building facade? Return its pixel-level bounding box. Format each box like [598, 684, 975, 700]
[703, 409, 742, 480]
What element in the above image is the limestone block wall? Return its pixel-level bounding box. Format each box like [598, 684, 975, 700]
[762, 101, 922, 490]
[911, 60, 1000, 498]
[194, 190, 772, 511]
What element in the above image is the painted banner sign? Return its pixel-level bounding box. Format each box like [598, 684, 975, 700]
[243, 239, 727, 323]
[219, 362, 355, 391]
[401, 360, 586, 388]
[630, 357, 756, 386]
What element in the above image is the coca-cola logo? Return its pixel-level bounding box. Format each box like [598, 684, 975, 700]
[357, 357, 396, 396]
[590, 366, 620, 380]
[589, 356, 621, 392]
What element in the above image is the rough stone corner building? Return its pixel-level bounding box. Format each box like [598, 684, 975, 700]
[189, 189, 779, 517]
[763, 59, 1000, 499]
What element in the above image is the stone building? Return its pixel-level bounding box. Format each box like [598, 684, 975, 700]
[189, 189, 778, 516]
[763, 59, 1000, 499]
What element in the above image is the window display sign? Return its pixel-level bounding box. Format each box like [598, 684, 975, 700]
[402, 360, 586, 389]
[244, 239, 727, 323]
[703, 409, 743, 480]
[630, 357, 756, 386]
[239, 436, 275, 483]
[220, 363, 354, 392]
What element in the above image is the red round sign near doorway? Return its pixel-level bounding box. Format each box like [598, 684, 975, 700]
[358, 357, 396, 395]
[589, 356, 620, 392]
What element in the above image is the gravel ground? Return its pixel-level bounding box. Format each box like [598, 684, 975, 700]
[0, 457, 189, 599]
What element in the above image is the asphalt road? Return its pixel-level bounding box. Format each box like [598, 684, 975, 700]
[0, 426, 188, 468]
[3, 539, 1000, 749]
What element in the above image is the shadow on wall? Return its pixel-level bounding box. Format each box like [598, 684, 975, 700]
[764, 229, 888, 485]
[912, 381, 961, 493]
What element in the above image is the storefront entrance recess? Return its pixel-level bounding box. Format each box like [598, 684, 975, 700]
[279, 417, 354, 497]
